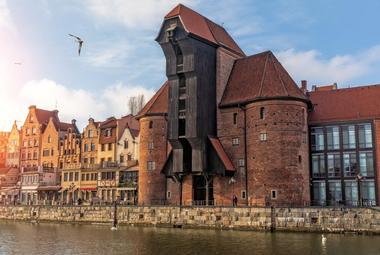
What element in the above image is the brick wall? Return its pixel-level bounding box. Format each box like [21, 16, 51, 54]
[1, 205, 380, 234]
[246, 100, 310, 206]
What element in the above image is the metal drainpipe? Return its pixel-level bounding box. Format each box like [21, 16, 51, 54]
[239, 104, 249, 206]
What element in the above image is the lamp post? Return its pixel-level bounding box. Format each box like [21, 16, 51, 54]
[68, 183, 76, 205]
[356, 173, 363, 207]
[229, 177, 236, 206]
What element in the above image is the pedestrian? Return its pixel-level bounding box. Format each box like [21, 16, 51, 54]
[232, 194, 238, 207]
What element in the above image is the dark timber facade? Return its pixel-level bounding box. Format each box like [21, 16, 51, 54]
[137, 4, 380, 207]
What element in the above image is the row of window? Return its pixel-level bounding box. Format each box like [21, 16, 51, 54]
[21, 151, 38, 160]
[21, 175, 39, 184]
[23, 139, 39, 147]
[101, 143, 113, 152]
[313, 180, 376, 205]
[25, 127, 37, 135]
[311, 124, 372, 151]
[312, 151, 374, 178]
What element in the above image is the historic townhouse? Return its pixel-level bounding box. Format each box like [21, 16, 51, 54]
[81, 118, 100, 168]
[0, 131, 10, 168]
[19, 106, 61, 204]
[20, 105, 59, 170]
[58, 120, 81, 170]
[6, 121, 20, 168]
[116, 115, 139, 204]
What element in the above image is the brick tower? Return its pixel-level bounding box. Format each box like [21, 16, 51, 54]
[220, 51, 311, 206]
[136, 83, 169, 205]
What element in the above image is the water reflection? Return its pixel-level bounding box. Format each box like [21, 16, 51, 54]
[0, 222, 379, 255]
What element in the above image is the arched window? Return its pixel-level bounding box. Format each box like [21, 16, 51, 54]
[149, 121, 153, 129]
[260, 107, 265, 119]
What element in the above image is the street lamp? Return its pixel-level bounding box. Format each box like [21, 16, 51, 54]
[229, 177, 236, 206]
[356, 173, 364, 207]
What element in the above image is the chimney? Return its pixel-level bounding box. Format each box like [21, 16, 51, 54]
[312, 85, 317, 91]
[301, 80, 307, 93]
[29, 105, 36, 110]
[72, 119, 76, 125]
[332, 82, 338, 90]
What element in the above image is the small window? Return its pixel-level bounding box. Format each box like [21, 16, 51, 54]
[48, 135, 51, 143]
[149, 121, 153, 129]
[260, 107, 265, 120]
[148, 142, 154, 150]
[232, 138, 240, 146]
[108, 143, 112, 151]
[271, 190, 277, 199]
[124, 140, 128, 149]
[167, 191, 171, 199]
[233, 113, 238, 125]
[298, 155, 302, 163]
[241, 190, 247, 199]
[260, 133, 267, 141]
[238, 159, 245, 167]
[147, 161, 156, 171]
[120, 155, 124, 163]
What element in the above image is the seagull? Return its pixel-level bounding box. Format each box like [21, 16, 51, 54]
[68, 34, 84, 56]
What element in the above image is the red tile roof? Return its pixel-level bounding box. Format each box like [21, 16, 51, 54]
[164, 4, 245, 56]
[208, 136, 235, 171]
[35, 108, 59, 126]
[220, 51, 309, 107]
[308, 84, 380, 124]
[136, 81, 169, 119]
[117, 114, 139, 140]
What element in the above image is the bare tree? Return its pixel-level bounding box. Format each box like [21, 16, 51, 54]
[128, 97, 137, 115]
[137, 94, 145, 114]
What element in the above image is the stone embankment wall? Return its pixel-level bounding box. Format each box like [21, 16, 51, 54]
[1, 206, 380, 234]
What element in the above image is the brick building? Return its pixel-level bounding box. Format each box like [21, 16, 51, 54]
[0, 131, 10, 168]
[137, 4, 380, 207]
[6, 121, 20, 168]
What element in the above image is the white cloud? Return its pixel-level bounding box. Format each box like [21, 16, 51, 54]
[84, 0, 197, 30]
[0, 79, 156, 130]
[0, 0, 15, 32]
[276, 45, 380, 86]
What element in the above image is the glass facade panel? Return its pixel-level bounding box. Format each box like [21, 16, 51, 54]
[312, 181, 326, 205]
[359, 152, 374, 177]
[344, 181, 358, 206]
[311, 128, 324, 151]
[360, 180, 376, 206]
[327, 153, 340, 177]
[312, 154, 325, 178]
[328, 181, 342, 205]
[358, 124, 372, 148]
[326, 126, 340, 150]
[342, 125, 356, 149]
[343, 152, 357, 177]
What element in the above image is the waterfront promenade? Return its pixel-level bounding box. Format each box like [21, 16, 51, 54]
[1, 205, 380, 235]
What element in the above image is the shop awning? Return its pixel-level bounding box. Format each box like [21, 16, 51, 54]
[37, 186, 61, 191]
[80, 187, 97, 191]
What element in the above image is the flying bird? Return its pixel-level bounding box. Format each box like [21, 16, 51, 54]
[68, 34, 84, 56]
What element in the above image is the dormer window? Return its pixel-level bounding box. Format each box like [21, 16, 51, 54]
[105, 129, 112, 137]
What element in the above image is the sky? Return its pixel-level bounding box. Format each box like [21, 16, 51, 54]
[1, 0, 380, 130]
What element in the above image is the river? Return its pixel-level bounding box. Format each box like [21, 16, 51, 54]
[0, 221, 379, 255]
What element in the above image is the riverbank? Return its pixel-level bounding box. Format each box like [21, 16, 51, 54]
[0, 205, 380, 234]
